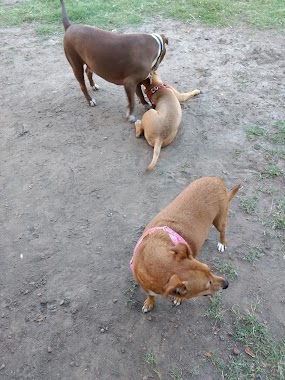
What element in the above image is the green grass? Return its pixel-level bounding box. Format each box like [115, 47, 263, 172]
[272, 196, 285, 230]
[212, 260, 238, 280]
[243, 246, 265, 265]
[144, 351, 157, 366]
[204, 293, 225, 326]
[261, 163, 283, 179]
[240, 195, 259, 214]
[0, 0, 285, 36]
[207, 305, 285, 380]
[245, 121, 285, 162]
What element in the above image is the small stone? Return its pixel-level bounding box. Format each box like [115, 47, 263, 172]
[60, 300, 65, 306]
[100, 328, 105, 333]
[219, 335, 225, 341]
[113, 299, 118, 303]
[0, 364, 5, 370]
[47, 347, 52, 353]
[233, 347, 240, 356]
[70, 361, 75, 367]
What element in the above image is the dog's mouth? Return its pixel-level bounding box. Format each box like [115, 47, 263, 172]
[203, 294, 214, 297]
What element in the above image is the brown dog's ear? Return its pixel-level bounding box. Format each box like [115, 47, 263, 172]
[163, 274, 187, 297]
[160, 34, 169, 45]
[172, 243, 193, 261]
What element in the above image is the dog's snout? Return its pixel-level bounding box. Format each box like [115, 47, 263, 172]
[222, 280, 229, 289]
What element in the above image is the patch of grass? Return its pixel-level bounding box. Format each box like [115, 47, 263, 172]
[272, 196, 285, 230]
[212, 260, 238, 280]
[207, 305, 285, 379]
[204, 293, 225, 326]
[261, 163, 283, 179]
[243, 247, 265, 265]
[240, 195, 259, 214]
[245, 125, 266, 140]
[0, 0, 285, 36]
[168, 368, 183, 380]
[125, 280, 139, 306]
[246, 121, 285, 162]
[230, 308, 285, 379]
[144, 351, 157, 366]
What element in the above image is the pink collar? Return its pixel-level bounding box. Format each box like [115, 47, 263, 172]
[130, 226, 190, 272]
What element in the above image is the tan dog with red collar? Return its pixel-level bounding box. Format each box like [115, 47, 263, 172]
[130, 177, 240, 313]
[135, 71, 200, 170]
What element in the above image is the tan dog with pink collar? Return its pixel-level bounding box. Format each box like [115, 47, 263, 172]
[130, 177, 240, 313]
[135, 71, 200, 170]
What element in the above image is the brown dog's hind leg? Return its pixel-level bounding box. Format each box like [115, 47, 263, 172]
[85, 66, 99, 91]
[68, 59, 97, 106]
[142, 295, 155, 313]
[172, 88, 201, 102]
[213, 209, 228, 252]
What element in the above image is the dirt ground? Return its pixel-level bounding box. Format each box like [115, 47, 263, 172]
[1, 18, 285, 380]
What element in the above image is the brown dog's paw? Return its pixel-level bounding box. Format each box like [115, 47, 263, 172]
[173, 296, 184, 306]
[142, 296, 155, 313]
[217, 242, 226, 252]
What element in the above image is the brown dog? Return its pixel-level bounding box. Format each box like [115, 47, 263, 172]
[130, 177, 240, 313]
[60, 0, 168, 122]
[135, 72, 200, 170]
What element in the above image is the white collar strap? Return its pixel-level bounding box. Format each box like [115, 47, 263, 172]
[150, 33, 164, 70]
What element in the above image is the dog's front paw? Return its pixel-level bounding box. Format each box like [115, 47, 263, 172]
[217, 242, 226, 252]
[92, 84, 100, 91]
[173, 296, 183, 306]
[142, 297, 154, 313]
[89, 98, 97, 106]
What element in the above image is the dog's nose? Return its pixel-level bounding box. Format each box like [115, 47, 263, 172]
[222, 280, 229, 289]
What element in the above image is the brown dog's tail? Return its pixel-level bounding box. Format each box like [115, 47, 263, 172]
[228, 184, 241, 201]
[60, 0, 71, 31]
[147, 140, 163, 171]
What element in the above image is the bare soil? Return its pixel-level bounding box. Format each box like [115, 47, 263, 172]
[1, 20, 284, 380]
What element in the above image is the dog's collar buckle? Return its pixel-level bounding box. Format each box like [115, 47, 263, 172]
[146, 83, 171, 103]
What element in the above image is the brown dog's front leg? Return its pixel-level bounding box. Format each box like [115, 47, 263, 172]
[142, 295, 155, 313]
[136, 84, 149, 106]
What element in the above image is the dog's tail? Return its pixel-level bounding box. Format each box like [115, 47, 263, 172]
[228, 184, 241, 201]
[60, 0, 71, 31]
[147, 140, 163, 171]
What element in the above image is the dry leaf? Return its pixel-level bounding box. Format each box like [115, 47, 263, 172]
[203, 352, 212, 358]
[243, 345, 255, 358]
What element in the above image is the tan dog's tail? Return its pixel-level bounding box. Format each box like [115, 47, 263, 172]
[147, 140, 163, 171]
[228, 184, 241, 201]
[60, 0, 71, 31]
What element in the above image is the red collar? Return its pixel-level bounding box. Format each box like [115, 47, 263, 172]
[146, 83, 172, 102]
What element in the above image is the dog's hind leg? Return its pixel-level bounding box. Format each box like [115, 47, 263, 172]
[85, 66, 99, 91]
[172, 88, 200, 102]
[67, 58, 97, 106]
[213, 210, 228, 252]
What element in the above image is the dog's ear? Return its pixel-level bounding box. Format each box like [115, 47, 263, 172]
[172, 243, 193, 261]
[163, 274, 187, 297]
[160, 34, 169, 45]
